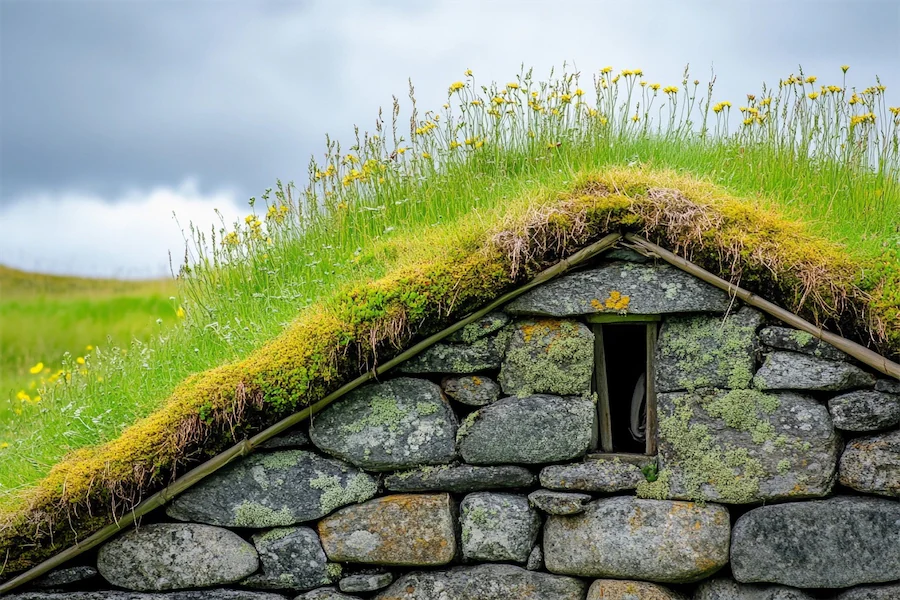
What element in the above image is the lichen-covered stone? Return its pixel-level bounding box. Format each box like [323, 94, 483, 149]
[587, 579, 686, 600]
[441, 375, 501, 406]
[96, 523, 259, 591]
[295, 588, 361, 600]
[310, 378, 457, 471]
[539, 456, 651, 492]
[543, 496, 730, 583]
[166, 451, 377, 527]
[656, 307, 763, 392]
[498, 319, 593, 397]
[525, 545, 543, 571]
[33, 565, 98, 588]
[837, 583, 900, 600]
[875, 378, 900, 394]
[6, 592, 289, 600]
[828, 391, 900, 431]
[457, 395, 596, 464]
[241, 527, 336, 591]
[504, 260, 730, 316]
[383, 464, 535, 493]
[650, 390, 840, 503]
[758, 326, 848, 362]
[396, 337, 502, 374]
[694, 578, 816, 600]
[446, 312, 510, 343]
[373, 564, 585, 599]
[258, 429, 309, 450]
[460, 492, 540, 563]
[527, 490, 591, 515]
[753, 351, 876, 391]
[339, 572, 394, 593]
[318, 494, 456, 566]
[731, 496, 900, 588]
[839, 429, 900, 497]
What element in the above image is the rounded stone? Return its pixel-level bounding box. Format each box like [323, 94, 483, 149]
[296, 589, 362, 600]
[460, 492, 540, 563]
[527, 490, 592, 515]
[694, 578, 816, 599]
[587, 579, 686, 600]
[242, 526, 337, 591]
[339, 572, 394, 593]
[828, 391, 900, 432]
[838, 429, 900, 497]
[442, 375, 501, 406]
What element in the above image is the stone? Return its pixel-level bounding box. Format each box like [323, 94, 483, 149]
[383, 464, 535, 493]
[441, 375, 501, 406]
[758, 326, 848, 361]
[33, 565, 98, 588]
[309, 377, 457, 471]
[753, 351, 876, 391]
[446, 312, 510, 343]
[6, 593, 289, 600]
[587, 579, 686, 600]
[525, 545, 544, 571]
[539, 456, 652, 492]
[339, 572, 394, 593]
[459, 492, 540, 563]
[241, 527, 336, 591]
[656, 307, 763, 392]
[607, 248, 651, 263]
[295, 589, 360, 600]
[504, 260, 731, 316]
[96, 523, 259, 591]
[373, 564, 585, 600]
[837, 583, 900, 600]
[457, 395, 596, 464]
[543, 496, 730, 583]
[652, 390, 840, 503]
[498, 319, 594, 397]
[694, 578, 816, 600]
[731, 496, 900, 588]
[828, 391, 900, 431]
[258, 429, 310, 450]
[839, 429, 900, 497]
[875, 378, 900, 394]
[318, 493, 456, 566]
[527, 490, 592, 515]
[396, 337, 502, 374]
[166, 450, 377, 527]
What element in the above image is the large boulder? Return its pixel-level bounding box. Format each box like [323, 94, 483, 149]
[753, 352, 876, 391]
[839, 429, 900, 497]
[96, 523, 258, 591]
[384, 464, 535, 493]
[317, 494, 456, 566]
[827, 391, 900, 432]
[457, 395, 595, 464]
[543, 496, 730, 583]
[241, 527, 337, 591]
[459, 492, 540, 563]
[310, 378, 457, 471]
[694, 578, 816, 599]
[731, 496, 900, 588]
[587, 579, 686, 600]
[166, 450, 377, 527]
[539, 456, 651, 492]
[651, 390, 840, 503]
[372, 564, 585, 600]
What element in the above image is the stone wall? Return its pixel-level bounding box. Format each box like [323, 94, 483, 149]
[10, 256, 900, 600]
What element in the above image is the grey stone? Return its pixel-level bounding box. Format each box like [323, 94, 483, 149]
[656, 307, 763, 392]
[525, 545, 544, 571]
[875, 378, 900, 394]
[7, 593, 288, 600]
[373, 564, 585, 599]
[498, 319, 594, 397]
[539, 456, 651, 492]
[33, 565, 98, 588]
[241, 527, 336, 591]
[258, 430, 310, 450]
[294, 589, 360, 600]
[166, 451, 377, 527]
[396, 337, 502, 374]
[309, 377, 457, 471]
[446, 312, 510, 343]
[837, 583, 900, 600]
[759, 326, 848, 361]
[543, 496, 730, 583]
[505, 260, 731, 316]
[606, 248, 651, 263]
[753, 351, 876, 391]
[339, 573, 393, 593]
[383, 464, 535, 493]
[694, 578, 815, 600]
[460, 492, 540, 563]
[318, 493, 456, 566]
[587, 579, 686, 600]
[96, 523, 258, 591]
[828, 391, 900, 431]
[839, 429, 900, 497]
[441, 375, 501, 406]
[457, 395, 596, 464]
[654, 390, 840, 503]
[731, 496, 900, 588]
[527, 490, 592, 515]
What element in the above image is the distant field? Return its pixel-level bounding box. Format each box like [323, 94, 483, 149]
[0, 265, 178, 421]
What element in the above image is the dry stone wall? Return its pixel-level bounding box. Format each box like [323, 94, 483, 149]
[10, 256, 900, 600]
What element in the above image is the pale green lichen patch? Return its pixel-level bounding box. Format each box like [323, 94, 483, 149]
[254, 526, 297, 544]
[308, 471, 378, 514]
[255, 450, 304, 470]
[706, 389, 780, 444]
[456, 411, 481, 442]
[790, 329, 815, 347]
[636, 469, 671, 500]
[234, 501, 295, 527]
[499, 319, 593, 397]
[325, 563, 343, 580]
[342, 395, 410, 434]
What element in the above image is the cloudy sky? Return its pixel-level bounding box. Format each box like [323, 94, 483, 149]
[1, 1, 898, 277]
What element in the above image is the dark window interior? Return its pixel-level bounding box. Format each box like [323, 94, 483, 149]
[602, 324, 647, 454]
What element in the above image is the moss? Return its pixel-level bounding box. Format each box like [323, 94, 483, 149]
[456, 411, 481, 441]
[777, 459, 791, 474]
[790, 329, 815, 347]
[326, 563, 343, 581]
[234, 502, 295, 528]
[255, 526, 296, 544]
[308, 472, 377, 514]
[636, 469, 671, 500]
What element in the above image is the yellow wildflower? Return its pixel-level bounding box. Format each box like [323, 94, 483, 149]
[663, 86, 678, 95]
[176, 306, 186, 319]
[29, 362, 44, 374]
[449, 140, 461, 150]
[16, 390, 29, 402]
[422, 152, 431, 159]
[470, 99, 482, 106]
[808, 92, 819, 100]
[0, 443, 8, 449]
[650, 83, 660, 91]
[86, 345, 94, 351]
[601, 66, 613, 74]
[560, 93, 572, 103]
[76, 356, 86, 365]
[850, 112, 876, 127]
[506, 82, 519, 90]
[449, 81, 465, 93]
[465, 68, 473, 76]
[805, 76, 817, 84]
[841, 65, 850, 73]
[575, 88, 584, 96]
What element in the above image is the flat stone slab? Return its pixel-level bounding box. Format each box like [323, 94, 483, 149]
[504, 260, 731, 316]
[318, 494, 456, 566]
[457, 395, 595, 464]
[694, 578, 816, 599]
[759, 326, 848, 361]
[656, 307, 763, 392]
[527, 490, 592, 515]
[544, 496, 730, 583]
[498, 319, 594, 397]
[876, 379, 900, 394]
[384, 464, 535, 493]
[587, 579, 686, 600]
[441, 375, 501, 406]
[166, 450, 377, 527]
[837, 583, 900, 599]
[97, 523, 258, 591]
[654, 390, 840, 503]
[446, 312, 510, 343]
[731, 496, 900, 588]
[33, 565, 98, 588]
[753, 351, 876, 391]
[241, 527, 336, 591]
[460, 492, 540, 563]
[396, 337, 502, 374]
[839, 429, 900, 497]
[539, 457, 651, 492]
[310, 377, 457, 471]
[372, 564, 586, 600]
[296, 589, 361, 600]
[828, 391, 900, 431]
[6, 593, 289, 600]
[339, 572, 394, 593]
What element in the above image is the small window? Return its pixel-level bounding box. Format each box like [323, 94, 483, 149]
[589, 315, 659, 456]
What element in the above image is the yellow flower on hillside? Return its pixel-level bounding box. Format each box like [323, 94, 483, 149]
[29, 362, 44, 374]
[0, 442, 8, 449]
[86, 345, 94, 351]
[176, 306, 186, 319]
[449, 140, 461, 150]
[16, 390, 29, 402]
[422, 152, 431, 159]
[76, 357, 86, 365]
